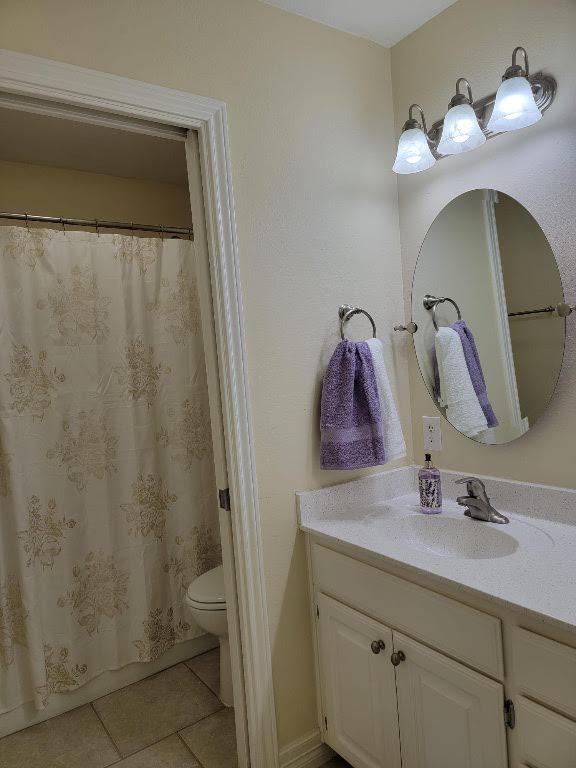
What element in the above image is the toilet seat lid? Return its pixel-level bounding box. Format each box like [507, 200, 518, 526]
[187, 565, 226, 606]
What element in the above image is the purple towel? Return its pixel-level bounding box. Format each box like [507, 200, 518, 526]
[320, 340, 386, 470]
[433, 320, 498, 428]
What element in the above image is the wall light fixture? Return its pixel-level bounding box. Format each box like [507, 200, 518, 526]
[392, 104, 436, 175]
[437, 78, 486, 155]
[487, 47, 542, 132]
[393, 46, 556, 175]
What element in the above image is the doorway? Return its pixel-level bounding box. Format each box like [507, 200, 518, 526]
[0, 93, 248, 768]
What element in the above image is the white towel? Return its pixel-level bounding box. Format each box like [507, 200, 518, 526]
[435, 327, 488, 437]
[366, 338, 407, 462]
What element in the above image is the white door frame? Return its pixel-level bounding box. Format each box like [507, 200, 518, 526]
[0, 49, 279, 768]
[482, 190, 529, 438]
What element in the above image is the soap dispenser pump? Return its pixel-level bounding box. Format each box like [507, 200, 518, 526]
[418, 454, 442, 514]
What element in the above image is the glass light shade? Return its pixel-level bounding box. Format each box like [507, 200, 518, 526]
[487, 76, 542, 133]
[437, 104, 486, 155]
[392, 128, 436, 174]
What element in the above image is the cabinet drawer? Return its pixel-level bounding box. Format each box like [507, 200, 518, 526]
[516, 697, 576, 768]
[312, 543, 503, 679]
[512, 627, 576, 719]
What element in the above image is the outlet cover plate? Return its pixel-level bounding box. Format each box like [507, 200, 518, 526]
[423, 416, 442, 452]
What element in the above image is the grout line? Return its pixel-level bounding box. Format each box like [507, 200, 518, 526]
[176, 729, 206, 767]
[184, 652, 221, 697]
[0, 653, 225, 765]
[182, 660, 225, 706]
[90, 648, 216, 706]
[91, 667, 227, 765]
[95, 717, 222, 766]
[90, 702, 122, 764]
[178, 705, 228, 735]
[177, 708, 238, 767]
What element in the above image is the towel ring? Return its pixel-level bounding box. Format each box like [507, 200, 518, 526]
[339, 304, 377, 340]
[423, 294, 462, 331]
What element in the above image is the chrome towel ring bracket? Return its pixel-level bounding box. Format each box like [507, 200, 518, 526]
[339, 304, 377, 340]
[394, 321, 418, 334]
[423, 294, 462, 331]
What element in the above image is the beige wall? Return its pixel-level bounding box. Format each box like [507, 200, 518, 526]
[392, 0, 576, 488]
[0, 159, 192, 226]
[0, 0, 409, 747]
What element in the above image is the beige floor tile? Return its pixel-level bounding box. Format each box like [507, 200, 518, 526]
[185, 649, 220, 695]
[0, 704, 118, 768]
[93, 663, 223, 757]
[114, 734, 200, 767]
[179, 707, 237, 768]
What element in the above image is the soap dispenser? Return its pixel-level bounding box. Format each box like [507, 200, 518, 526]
[418, 454, 442, 514]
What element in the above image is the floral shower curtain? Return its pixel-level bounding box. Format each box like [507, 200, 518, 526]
[0, 226, 221, 715]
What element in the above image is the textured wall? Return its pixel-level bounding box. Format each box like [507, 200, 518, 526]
[0, 0, 409, 747]
[0, 160, 192, 226]
[391, 0, 576, 488]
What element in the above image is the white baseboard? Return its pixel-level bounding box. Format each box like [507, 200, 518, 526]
[0, 633, 218, 739]
[279, 729, 334, 768]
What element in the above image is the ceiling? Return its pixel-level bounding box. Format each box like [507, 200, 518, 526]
[0, 108, 189, 186]
[261, 0, 457, 47]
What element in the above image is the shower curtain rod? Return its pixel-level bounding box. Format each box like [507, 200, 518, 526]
[0, 212, 193, 238]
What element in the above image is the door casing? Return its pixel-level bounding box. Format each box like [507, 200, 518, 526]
[0, 48, 279, 768]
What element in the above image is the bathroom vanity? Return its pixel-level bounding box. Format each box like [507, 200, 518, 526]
[298, 467, 576, 768]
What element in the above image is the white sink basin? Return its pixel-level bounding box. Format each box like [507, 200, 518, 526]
[298, 469, 576, 628]
[374, 510, 554, 560]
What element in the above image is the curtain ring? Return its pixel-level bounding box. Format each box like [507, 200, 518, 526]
[25, 213, 30, 231]
[60, 216, 66, 235]
[95, 219, 100, 237]
[160, 225, 164, 240]
[131, 222, 134, 239]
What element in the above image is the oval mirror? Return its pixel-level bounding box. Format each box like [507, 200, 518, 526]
[411, 189, 565, 445]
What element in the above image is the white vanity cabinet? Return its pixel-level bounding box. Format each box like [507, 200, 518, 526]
[317, 591, 507, 768]
[312, 543, 508, 768]
[317, 594, 401, 768]
[299, 469, 576, 768]
[511, 627, 576, 768]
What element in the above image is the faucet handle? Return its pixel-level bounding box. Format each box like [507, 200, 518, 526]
[455, 477, 487, 498]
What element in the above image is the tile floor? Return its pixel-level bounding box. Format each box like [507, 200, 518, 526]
[0, 648, 238, 768]
[0, 646, 354, 768]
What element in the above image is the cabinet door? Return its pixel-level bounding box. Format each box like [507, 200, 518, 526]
[516, 697, 576, 768]
[394, 632, 508, 768]
[317, 593, 401, 768]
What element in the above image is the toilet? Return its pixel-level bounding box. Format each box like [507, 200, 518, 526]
[185, 565, 233, 706]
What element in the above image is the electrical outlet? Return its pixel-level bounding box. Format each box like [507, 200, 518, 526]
[423, 416, 442, 452]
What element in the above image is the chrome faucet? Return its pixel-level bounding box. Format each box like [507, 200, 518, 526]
[456, 477, 509, 524]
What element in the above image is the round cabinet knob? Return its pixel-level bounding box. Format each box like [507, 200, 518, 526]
[391, 651, 406, 666]
[371, 640, 386, 654]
